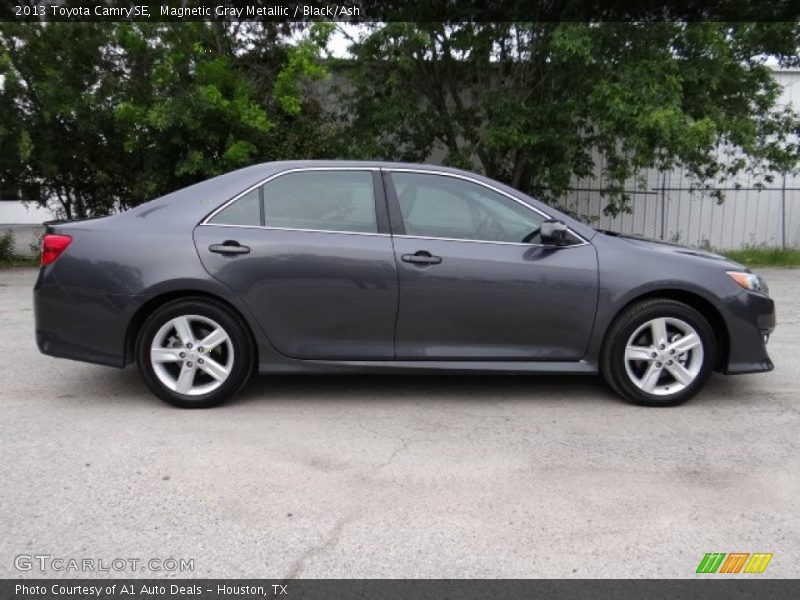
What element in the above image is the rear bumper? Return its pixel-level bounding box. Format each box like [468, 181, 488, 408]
[722, 290, 775, 375]
[34, 279, 139, 368]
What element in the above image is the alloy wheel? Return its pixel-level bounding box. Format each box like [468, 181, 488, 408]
[623, 317, 704, 396]
[149, 314, 234, 396]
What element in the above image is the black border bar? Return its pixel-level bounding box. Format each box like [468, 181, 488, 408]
[3, 579, 800, 600]
[2, 1, 800, 22]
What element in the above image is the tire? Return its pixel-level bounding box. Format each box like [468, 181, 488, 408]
[135, 298, 254, 408]
[600, 299, 716, 407]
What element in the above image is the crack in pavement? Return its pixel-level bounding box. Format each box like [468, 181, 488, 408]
[380, 437, 413, 468]
[283, 515, 355, 579]
[355, 422, 435, 468]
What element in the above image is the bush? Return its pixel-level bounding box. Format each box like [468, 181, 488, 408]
[0, 231, 16, 262]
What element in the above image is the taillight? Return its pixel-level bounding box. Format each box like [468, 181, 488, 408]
[41, 234, 72, 266]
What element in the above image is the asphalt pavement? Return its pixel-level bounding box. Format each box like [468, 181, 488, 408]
[1, 267, 797, 578]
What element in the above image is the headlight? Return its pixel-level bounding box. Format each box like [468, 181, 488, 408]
[727, 271, 768, 294]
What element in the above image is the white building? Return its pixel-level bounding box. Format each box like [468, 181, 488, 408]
[0, 200, 57, 258]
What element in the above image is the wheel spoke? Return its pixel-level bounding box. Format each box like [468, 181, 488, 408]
[150, 313, 233, 397]
[175, 363, 197, 394]
[172, 316, 196, 347]
[198, 327, 228, 351]
[665, 361, 694, 386]
[197, 357, 229, 382]
[668, 333, 701, 354]
[625, 346, 654, 362]
[650, 318, 669, 348]
[624, 315, 703, 396]
[150, 348, 183, 363]
[639, 363, 663, 392]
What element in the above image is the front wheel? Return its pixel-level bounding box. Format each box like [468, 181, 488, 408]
[136, 298, 254, 408]
[601, 299, 716, 406]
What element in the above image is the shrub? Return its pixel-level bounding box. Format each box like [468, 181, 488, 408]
[0, 231, 16, 262]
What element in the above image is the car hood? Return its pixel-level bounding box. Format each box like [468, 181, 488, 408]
[597, 230, 747, 270]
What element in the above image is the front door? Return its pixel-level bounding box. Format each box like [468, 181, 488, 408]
[386, 170, 598, 360]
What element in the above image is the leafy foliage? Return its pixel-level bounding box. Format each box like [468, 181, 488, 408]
[0, 23, 123, 217]
[0, 230, 15, 262]
[0, 22, 338, 217]
[342, 22, 800, 213]
[111, 23, 276, 208]
[1, 22, 799, 218]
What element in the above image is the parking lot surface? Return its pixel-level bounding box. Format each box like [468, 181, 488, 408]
[1, 267, 798, 578]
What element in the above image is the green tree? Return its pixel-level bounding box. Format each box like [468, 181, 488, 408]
[111, 22, 275, 209]
[342, 22, 800, 214]
[0, 22, 337, 217]
[0, 23, 122, 217]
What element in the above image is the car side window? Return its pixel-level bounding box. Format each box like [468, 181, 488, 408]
[390, 172, 544, 243]
[208, 188, 262, 226]
[263, 170, 377, 234]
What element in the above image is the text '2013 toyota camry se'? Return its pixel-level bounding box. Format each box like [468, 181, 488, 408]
[33, 161, 775, 408]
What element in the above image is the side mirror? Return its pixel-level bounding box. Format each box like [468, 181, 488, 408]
[540, 219, 569, 246]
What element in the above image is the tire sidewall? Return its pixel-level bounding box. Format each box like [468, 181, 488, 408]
[136, 299, 253, 408]
[607, 301, 716, 406]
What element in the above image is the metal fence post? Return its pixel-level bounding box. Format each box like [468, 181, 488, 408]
[659, 172, 667, 240]
[781, 172, 787, 249]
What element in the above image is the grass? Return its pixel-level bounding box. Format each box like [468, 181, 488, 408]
[721, 247, 800, 268]
[0, 257, 39, 268]
[0, 230, 39, 268]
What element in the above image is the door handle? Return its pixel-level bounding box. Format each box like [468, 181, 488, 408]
[401, 251, 442, 266]
[209, 241, 250, 256]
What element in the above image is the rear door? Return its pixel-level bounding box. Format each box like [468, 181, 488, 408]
[194, 168, 398, 360]
[385, 170, 599, 360]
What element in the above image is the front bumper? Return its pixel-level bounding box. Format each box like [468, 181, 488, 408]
[722, 289, 775, 375]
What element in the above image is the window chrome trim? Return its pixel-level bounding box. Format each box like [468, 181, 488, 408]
[200, 222, 390, 238]
[199, 223, 264, 231]
[392, 234, 587, 248]
[384, 167, 589, 247]
[198, 165, 589, 246]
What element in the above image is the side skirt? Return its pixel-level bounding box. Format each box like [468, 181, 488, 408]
[258, 359, 597, 375]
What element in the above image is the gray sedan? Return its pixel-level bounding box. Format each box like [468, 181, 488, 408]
[33, 161, 775, 408]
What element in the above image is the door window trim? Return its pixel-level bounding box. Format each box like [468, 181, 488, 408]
[383, 168, 589, 247]
[198, 165, 588, 246]
[199, 167, 390, 236]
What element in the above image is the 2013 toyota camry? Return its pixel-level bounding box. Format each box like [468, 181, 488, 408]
[33, 161, 775, 408]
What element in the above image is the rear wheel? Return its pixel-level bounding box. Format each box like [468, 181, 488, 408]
[136, 298, 254, 408]
[601, 299, 716, 406]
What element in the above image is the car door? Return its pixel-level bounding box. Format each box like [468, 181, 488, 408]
[194, 168, 398, 360]
[385, 170, 598, 360]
